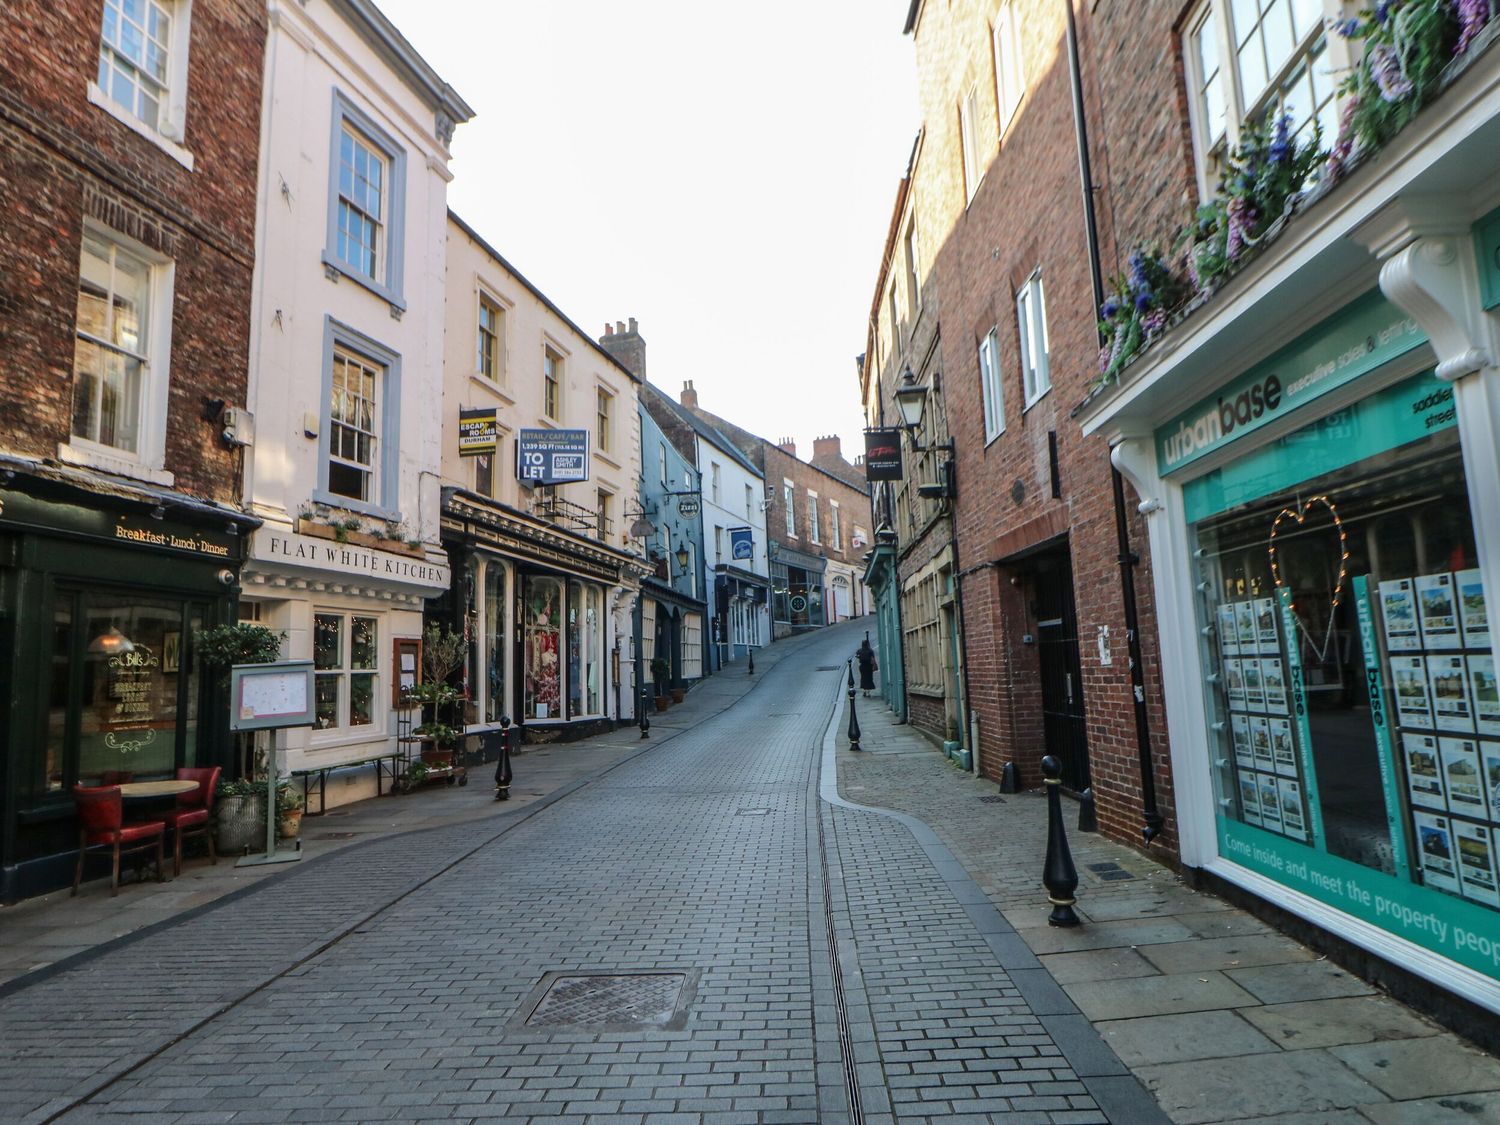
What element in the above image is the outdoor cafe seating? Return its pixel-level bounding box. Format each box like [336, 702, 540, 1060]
[158, 766, 220, 876]
[70, 784, 166, 897]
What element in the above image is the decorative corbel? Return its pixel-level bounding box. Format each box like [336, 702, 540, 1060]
[1379, 237, 1493, 382]
[1108, 435, 1162, 514]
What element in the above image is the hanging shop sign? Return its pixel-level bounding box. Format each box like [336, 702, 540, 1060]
[1476, 206, 1500, 311]
[730, 527, 754, 561]
[516, 429, 590, 484]
[1156, 290, 1424, 475]
[677, 494, 701, 518]
[863, 427, 905, 481]
[458, 408, 498, 457]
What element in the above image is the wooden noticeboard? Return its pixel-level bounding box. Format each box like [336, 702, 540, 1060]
[392, 636, 423, 705]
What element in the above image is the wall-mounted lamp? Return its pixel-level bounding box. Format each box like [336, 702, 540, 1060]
[674, 543, 691, 575]
[893, 368, 955, 458]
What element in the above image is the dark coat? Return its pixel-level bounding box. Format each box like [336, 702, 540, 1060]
[855, 643, 877, 691]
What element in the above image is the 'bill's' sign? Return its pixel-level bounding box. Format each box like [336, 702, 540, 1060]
[1156, 290, 1422, 475]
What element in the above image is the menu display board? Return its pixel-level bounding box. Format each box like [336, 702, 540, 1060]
[229, 661, 317, 731]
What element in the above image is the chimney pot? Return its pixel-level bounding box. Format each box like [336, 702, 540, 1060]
[616, 320, 626, 335]
[604, 324, 613, 336]
[628, 316, 638, 334]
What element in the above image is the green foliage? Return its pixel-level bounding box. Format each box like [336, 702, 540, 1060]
[422, 624, 467, 686]
[650, 657, 671, 682]
[1339, 1, 1462, 151]
[406, 761, 431, 784]
[216, 777, 261, 799]
[414, 722, 458, 746]
[276, 782, 303, 813]
[195, 623, 283, 669]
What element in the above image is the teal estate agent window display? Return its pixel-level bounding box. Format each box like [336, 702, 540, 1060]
[1179, 370, 1500, 983]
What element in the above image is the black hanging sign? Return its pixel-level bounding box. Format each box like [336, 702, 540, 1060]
[863, 427, 904, 481]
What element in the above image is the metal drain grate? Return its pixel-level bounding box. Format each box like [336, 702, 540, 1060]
[310, 831, 359, 840]
[1087, 862, 1136, 882]
[736, 807, 773, 817]
[979, 795, 1007, 804]
[816, 666, 842, 671]
[523, 973, 689, 1029]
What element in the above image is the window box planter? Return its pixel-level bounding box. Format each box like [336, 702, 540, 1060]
[295, 518, 424, 558]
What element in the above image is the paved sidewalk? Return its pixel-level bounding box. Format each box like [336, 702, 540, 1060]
[0, 637, 804, 991]
[835, 698, 1500, 1125]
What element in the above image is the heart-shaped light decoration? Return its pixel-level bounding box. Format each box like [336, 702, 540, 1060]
[1267, 495, 1349, 657]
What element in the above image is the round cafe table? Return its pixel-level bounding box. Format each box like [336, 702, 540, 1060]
[117, 780, 200, 799]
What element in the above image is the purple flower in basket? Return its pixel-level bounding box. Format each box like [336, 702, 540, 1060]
[1135, 290, 1154, 312]
[1100, 295, 1121, 320]
[1225, 196, 1254, 263]
[1325, 96, 1359, 182]
[1375, 0, 1394, 24]
[1098, 343, 1112, 374]
[1268, 114, 1292, 165]
[1142, 309, 1168, 338]
[1455, 0, 1489, 54]
[1368, 43, 1414, 102]
[1331, 16, 1362, 36]
[1127, 249, 1150, 290]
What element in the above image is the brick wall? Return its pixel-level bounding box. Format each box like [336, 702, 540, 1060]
[0, 0, 265, 501]
[894, 0, 1188, 859]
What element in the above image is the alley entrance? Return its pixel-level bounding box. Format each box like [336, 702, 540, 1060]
[1034, 547, 1091, 792]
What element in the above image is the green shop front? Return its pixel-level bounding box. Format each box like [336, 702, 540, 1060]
[0, 464, 255, 901]
[1085, 197, 1500, 1022]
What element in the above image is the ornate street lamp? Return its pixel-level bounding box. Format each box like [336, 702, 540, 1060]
[674, 543, 691, 576]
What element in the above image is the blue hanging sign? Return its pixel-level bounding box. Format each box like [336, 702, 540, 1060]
[516, 429, 590, 484]
[730, 527, 754, 561]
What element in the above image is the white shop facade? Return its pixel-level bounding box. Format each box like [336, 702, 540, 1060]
[241, 524, 450, 802]
[1080, 92, 1500, 1017]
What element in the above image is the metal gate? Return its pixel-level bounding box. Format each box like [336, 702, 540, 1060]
[1034, 552, 1091, 792]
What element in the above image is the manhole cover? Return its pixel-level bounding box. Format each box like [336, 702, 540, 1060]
[1099, 870, 1136, 881]
[1087, 862, 1121, 872]
[522, 972, 691, 1029]
[979, 795, 1007, 804]
[310, 831, 359, 840]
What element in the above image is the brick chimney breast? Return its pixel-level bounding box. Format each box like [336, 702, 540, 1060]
[680, 379, 697, 409]
[813, 435, 841, 460]
[778, 438, 797, 456]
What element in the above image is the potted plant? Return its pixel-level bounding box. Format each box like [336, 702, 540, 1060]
[276, 783, 304, 840]
[214, 777, 265, 854]
[409, 626, 467, 781]
[670, 683, 685, 705]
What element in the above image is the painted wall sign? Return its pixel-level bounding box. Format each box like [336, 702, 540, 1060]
[252, 528, 450, 591]
[458, 407, 498, 456]
[113, 519, 233, 558]
[863, 427, 905, 481]
[1476, 206, 1500, 311]
[1156, 290, 1425, 475]
[730, 527, 753, 561]
[516, 428, 590, 484]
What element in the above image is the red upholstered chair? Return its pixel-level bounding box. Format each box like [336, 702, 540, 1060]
[160, 766, 220, 876]
[71, 785, 166, 897]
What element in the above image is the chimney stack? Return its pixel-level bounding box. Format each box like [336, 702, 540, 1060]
[813, 434, 842, 461]
[680, 379, 698, 410]
[778, 437, 797, 457]
[597, 317, 646, 380]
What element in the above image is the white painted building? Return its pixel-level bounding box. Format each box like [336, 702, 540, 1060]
[438, 215, 644, 739]
[239, 0, 472, 805]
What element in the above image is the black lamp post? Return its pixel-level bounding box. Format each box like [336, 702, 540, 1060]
[639, 679, 650, 739]
[846, 660, 861, 751]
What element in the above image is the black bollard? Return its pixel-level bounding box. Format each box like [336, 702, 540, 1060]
[1077, 786, 1098, 832]
[493, 715, 514, 801]
[846, 660, 862, 751]
[1041, 755, 1081, 927]
[748, 647, 755, 675]
[639, 681, 650, 739]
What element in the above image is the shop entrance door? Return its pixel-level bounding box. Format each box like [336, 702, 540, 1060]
[1034, 550, 1091, 792]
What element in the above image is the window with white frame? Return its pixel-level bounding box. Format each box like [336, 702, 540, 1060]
[324, 95, 406, 307]
[711, 462, 722, 504]
[808, 493, 821, 544]
[745, 482, 754, 519]
[783, 480, 796, 537]
[72, 228, 169, 459]
[830, 501, 842, 550]
[1017, 274, 1051, 406]
[596, 488, 613, 539]
[993, 1, 1024, 135]
[1183, 0, 1338, 194]
[596, 386, 613, 453]
[474, 451, 494, 497]
[714, 525, 723, 564]
[477, 292, 505, 382]
[959, 84, 982, 202]
[313, 612, 378, 731]
[904, 216, 921, 311]
[543, 348, 561, 419]
[659, 442, 668, 486]
[682, 614, 703, 678]
[979, 327, 1005, 441]
[318, 320, 401, 518]
[96, 0, 189, 140]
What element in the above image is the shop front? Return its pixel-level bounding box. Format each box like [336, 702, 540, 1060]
[0, 463, 258, 901]
[1092, 262, 1500, 1020]
[637, 577, 708, 699]
[441, 490, 640, 744]
[771, 545, 827, 636]
[713, 564, 768, 666]
[863, 527, 906, 719]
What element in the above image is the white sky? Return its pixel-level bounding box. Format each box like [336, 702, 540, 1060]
[376, 0, 920, 461]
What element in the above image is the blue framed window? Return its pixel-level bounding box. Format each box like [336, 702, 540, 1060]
[315, 318, 403, 521]
[322, 92, 407, 310]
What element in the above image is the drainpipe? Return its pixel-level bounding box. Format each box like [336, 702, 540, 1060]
[1065, 0, 1164, 843]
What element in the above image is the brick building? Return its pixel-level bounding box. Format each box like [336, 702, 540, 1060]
[672, 385, 874, 639]
[0, 0, 267, 899]
[879, 0, 1500, 1027]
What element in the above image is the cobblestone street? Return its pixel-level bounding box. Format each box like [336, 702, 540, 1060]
[0, 625, 1154, 1124]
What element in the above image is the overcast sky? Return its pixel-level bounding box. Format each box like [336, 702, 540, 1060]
[376, 0, 920, 461]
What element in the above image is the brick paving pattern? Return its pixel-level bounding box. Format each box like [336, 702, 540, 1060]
[0, 625, 1142, 1124]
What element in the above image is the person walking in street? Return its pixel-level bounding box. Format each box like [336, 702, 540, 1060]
[856, 633, 878, 697]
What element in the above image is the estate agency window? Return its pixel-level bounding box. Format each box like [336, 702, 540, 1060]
[46, 592, 207, 794]
[1187, 372, 1500, 980]
[313, 613, 378, 731]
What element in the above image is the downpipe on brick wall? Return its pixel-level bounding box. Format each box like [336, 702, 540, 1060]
[1065, 0, 1163, 844]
